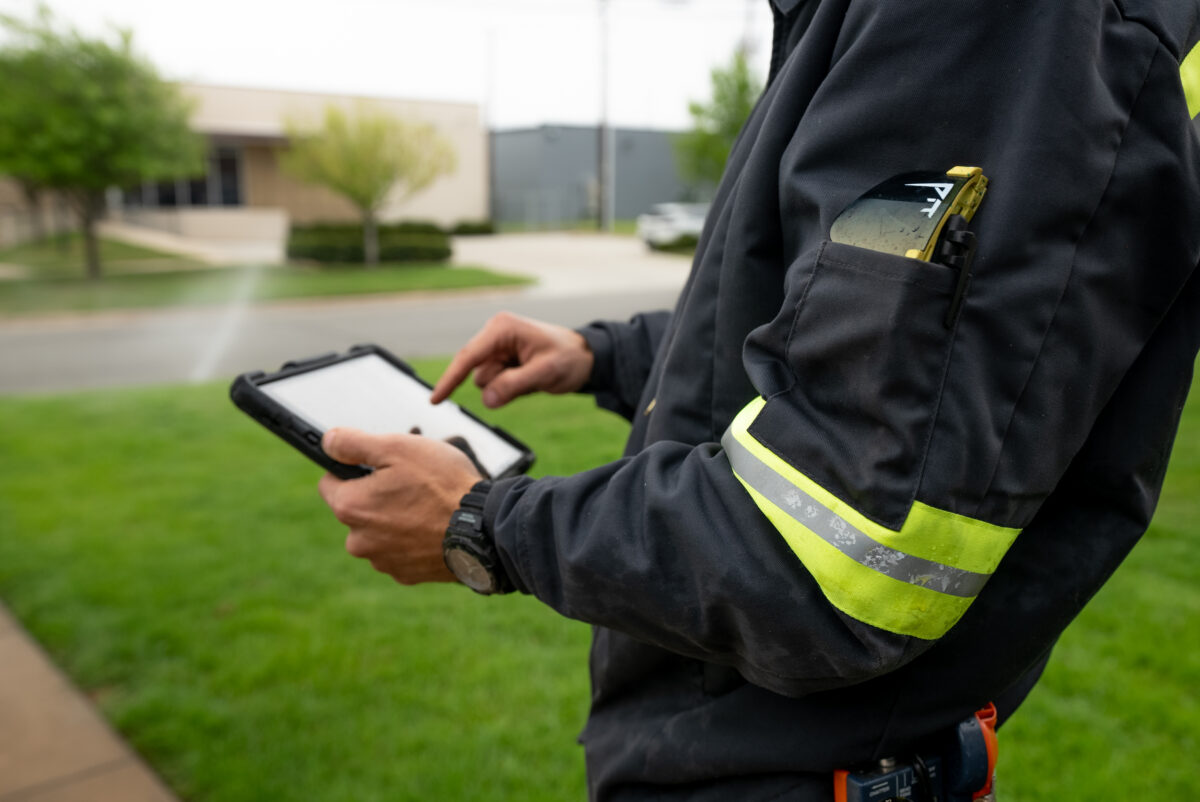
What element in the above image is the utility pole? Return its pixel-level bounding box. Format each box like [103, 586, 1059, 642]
[484, 24, 497, 226]
[597, 0, 613, 231]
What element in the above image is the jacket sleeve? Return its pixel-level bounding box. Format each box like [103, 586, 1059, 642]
[484, 1, 1200, 697]
[576, 311, 671, 420]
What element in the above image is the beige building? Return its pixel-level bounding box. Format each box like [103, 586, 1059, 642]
[0, 179, 74, 249]
[1, 83, 488, 256]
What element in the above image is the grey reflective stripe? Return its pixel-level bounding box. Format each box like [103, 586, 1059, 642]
[721, 429, 990, 598]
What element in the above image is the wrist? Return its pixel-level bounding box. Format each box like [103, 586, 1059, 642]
[575, 324, 611, 394]
[443, 480, 514, 595]
[568, 330, 595, 392]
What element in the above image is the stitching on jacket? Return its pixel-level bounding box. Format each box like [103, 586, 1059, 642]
[817, 255, 958, 293]
[711, 168, 751, 436]
[973, 40, 1160, 518]
[1113, 0, 1200, 61]
[775, 241, 824, 400]
[910, 274, 967, 518]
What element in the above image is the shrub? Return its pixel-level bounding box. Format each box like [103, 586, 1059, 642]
[451, 220, 496, 236]
[383, 220, 445, 235]
[647, 234, 698, 254]
[287, 222, 451, 264]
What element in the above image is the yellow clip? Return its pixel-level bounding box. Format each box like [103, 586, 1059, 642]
[910, 166, 988, 262]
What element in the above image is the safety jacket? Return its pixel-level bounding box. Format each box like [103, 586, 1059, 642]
[482, 1, 1200, 799]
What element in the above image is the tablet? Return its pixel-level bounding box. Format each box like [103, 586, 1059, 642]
[230, 344, 535, 480]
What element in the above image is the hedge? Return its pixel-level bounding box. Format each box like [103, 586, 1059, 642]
[291, 221, 446, 236]
[287, 223, 451, 264]
[450, 220, 496, 236]
[647, 233, 698, 254]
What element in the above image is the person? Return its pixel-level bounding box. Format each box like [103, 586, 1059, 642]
[317, 1, 1200, 799]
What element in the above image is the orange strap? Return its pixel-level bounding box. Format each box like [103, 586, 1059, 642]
[973, 702, 999, 799]
[833, 770, 850, 802]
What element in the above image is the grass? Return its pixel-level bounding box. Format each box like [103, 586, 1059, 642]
[998, 372, 1200, 799]
[0, 234, 531, 316]
[0, 359, 628, 801]
[0, 361, 1197, 800]
[0, 232, 208, 278]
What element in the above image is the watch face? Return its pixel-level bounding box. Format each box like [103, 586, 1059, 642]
[445, 548, 494, 594]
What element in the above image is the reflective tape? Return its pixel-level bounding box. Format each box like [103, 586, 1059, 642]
[723, 432, 990, 598]
[724, 397, 1021, 639]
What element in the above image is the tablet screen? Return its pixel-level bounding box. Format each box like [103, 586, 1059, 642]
[259, 353, 525, 479]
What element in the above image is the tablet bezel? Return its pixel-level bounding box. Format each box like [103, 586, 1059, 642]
[230, 344, 535, 480]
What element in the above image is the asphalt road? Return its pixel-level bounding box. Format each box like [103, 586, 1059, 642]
[0, 233, 691, 395]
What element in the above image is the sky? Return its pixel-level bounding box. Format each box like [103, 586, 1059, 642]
[0, 0, 774, 130]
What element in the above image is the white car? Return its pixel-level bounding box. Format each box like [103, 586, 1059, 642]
[636, 203, 710, 247]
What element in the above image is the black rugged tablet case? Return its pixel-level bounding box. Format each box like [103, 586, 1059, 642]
[230, 344, 536, 480]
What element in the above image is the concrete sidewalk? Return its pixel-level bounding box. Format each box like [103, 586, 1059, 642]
[0, 605, 179, 802]
[451, 231, 692, 297]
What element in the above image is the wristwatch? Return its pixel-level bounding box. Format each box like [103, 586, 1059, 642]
[443, 480, 513, 595]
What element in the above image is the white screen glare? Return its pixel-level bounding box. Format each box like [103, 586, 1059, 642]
[260, 354, 524, 478]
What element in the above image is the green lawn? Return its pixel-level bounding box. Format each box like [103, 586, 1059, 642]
[0, 235, 531, 315]
[0, 361, 1196, 801]
[0, 231, 209, 277]
[999, 371, 1200, 797]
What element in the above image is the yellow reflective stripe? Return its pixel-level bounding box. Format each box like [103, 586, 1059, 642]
[730, 469, 973, 638]
[725, 398, 1021, 639]
[1182, 41, 1200, 118]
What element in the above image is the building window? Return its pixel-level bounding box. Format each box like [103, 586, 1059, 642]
[215, 148, 241, 206]
[188, 177, 209, 206]
[156, 181, 178, 208]
[130, 145, 243, 210]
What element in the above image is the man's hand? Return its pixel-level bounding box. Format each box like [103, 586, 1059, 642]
[317, 428, 483, 584]
[430, 312, 594, 408]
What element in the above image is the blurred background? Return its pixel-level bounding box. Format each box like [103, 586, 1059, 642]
[0, 0, 770, 251]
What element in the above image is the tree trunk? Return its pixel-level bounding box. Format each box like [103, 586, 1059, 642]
[363, 212, 379, 268]
[19, 181, 45, 243]
[76, 192, 104, 280]
[55, 197, 72, 254]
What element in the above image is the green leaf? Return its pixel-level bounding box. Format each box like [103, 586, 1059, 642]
[672, 50, 763, 190]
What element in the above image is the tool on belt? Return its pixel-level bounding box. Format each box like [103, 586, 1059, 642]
[834, 703, 999, 802]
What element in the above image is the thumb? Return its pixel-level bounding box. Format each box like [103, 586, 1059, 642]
[323, 427, 390, 468]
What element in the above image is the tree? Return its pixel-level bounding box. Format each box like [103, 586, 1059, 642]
[673, 50, 764, 194]
[0, 7, 204, 279]
[282, 105, 457, 266]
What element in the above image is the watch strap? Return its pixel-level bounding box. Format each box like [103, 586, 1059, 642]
[444, 480, 513, 595]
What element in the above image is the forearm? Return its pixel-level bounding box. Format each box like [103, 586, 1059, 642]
[484, 440, 923, 697]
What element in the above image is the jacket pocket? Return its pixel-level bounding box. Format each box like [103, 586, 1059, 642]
[748, 240, 960, 529]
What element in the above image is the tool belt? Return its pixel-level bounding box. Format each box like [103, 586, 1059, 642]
[834, 703, 998, 802]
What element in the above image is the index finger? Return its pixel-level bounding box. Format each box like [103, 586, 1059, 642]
[431, 326, 509, 404]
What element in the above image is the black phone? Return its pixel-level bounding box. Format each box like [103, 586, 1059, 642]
[230, 344, 535, 480]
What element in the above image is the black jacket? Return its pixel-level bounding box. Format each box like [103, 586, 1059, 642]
[483, 1, 1200, 799]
